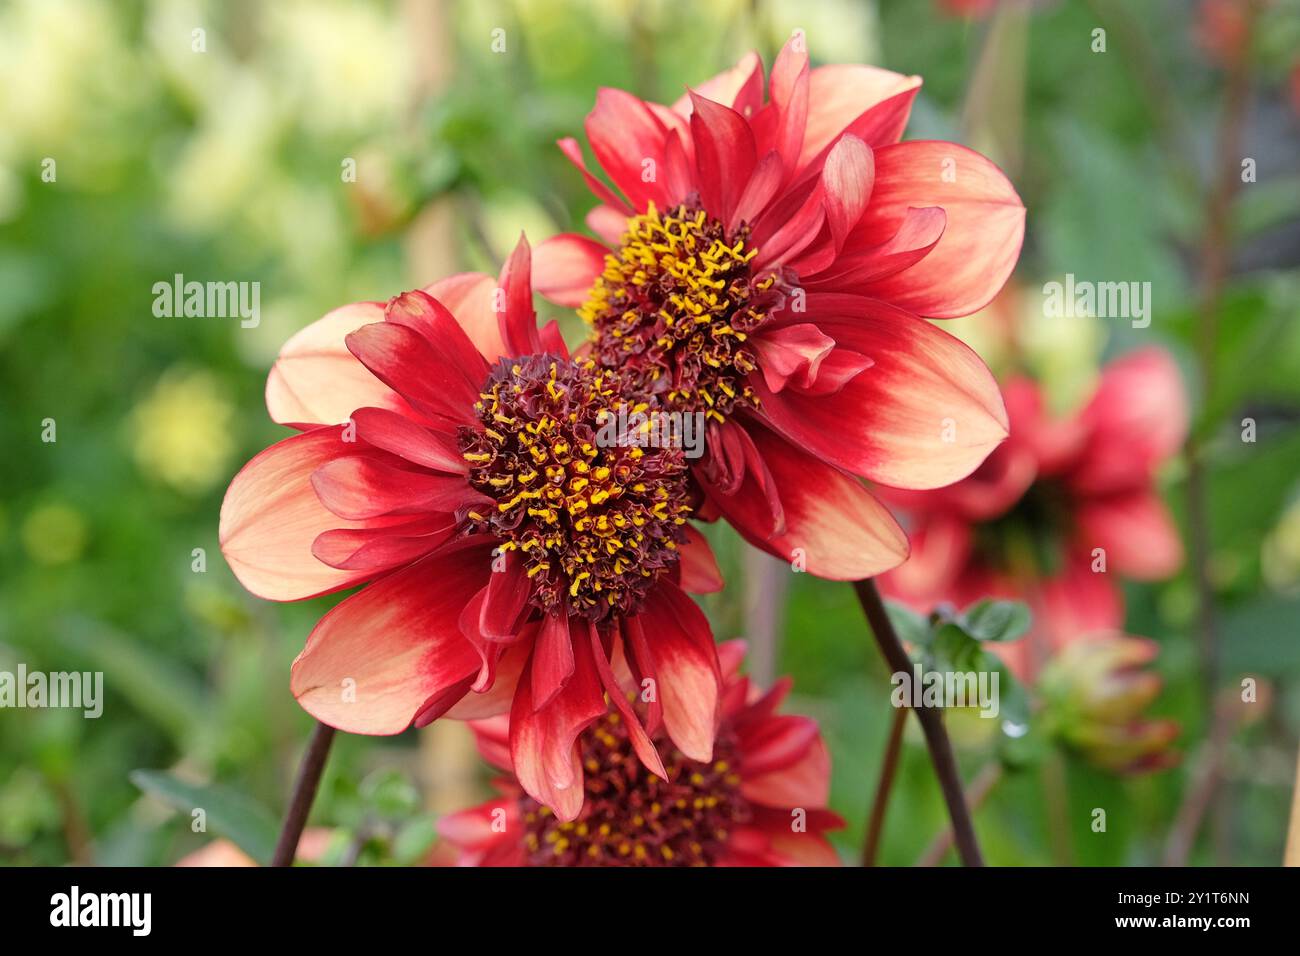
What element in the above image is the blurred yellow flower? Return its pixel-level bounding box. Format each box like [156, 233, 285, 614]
[1262, 497, 1300, 594]
[21, 503, 88, 566]
[130, 368, 235, 493]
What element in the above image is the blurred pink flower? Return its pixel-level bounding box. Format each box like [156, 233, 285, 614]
[879, 348, 1187, 679]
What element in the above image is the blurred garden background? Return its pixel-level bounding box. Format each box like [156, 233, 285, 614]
[2, 0, 1300, 866]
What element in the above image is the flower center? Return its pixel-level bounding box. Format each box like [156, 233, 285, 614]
[460, 355, 692, 620]
[579, 199, 781, 423]
[521, 713, 747, 866]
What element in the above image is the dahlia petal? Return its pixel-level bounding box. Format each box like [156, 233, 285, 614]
[752, 179, 826, 269]
[509, 633, 607, 821]
[814, 205, 948, 287]
[383, 290, 489, 393]
[350, 406, 466, 474]
[220, 426, 387, 601]
[265, 301, 395, 428]
[465, 715, 513, 771]
[448, 638, 530, 718]
[530, 611, 575, 711]
[709, 424, 909, 579]
[310, 455, 487, 520]
[591, 623, 666, 780]
[854, 141, 1024, 318]
[741, 735, 833, 808]
[677, 524, 723, 594]
[620, 616, 663, 736]
[765, 831, 844, 867]
[436, 798, 517, 850]
[1073, 348, 1188, 494]
[820, 135, 874, 251]
[557, 136, 631, 214]
[697, 418, 784, 534]
[662, 129, 695, 206]
[1033, 557, 1125, 653]
[730, 150, 784, 232]
[497, 235, 542, 356]
[636, 583, 721, 762]
[798, 65, 921, 171]
[1076, 490, 1183, 580]
[671, 50, 764, 118]
[689, 92, 757, 226]
[751, 323, 837, 393]
[345, 321, 478, 425]
[422, 272, 508, 364]
[764, 36, 809, 178]
[479, 550, 534, 640]
[755, 299, 1009, 489]
[532, 234, 608, 308]
[738, 714, 820, 777]
[311, 514, 456, 571]
[289, 545, 492, 734]
[585, 88, 673, 210]
[586, 204, 630, 245]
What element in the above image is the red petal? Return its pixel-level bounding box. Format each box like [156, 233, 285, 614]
[289, 543, 493, 733]
[497, 235, 542, 356]
[532, 234, 607, 307]
[310, 455, 486, 520]
[265, 301, 397, 428]
[591, 623, 666, 780]
[756, 299, 1009, 489]
[509, 632, 607, 821]
[689, 92, 757, 226]
[345, 321, 478, 425]
[220, 426, 390, 600]
[1076, 490, 1183, 580]
[349, 406, 465, 474]
[422, 272, 508, 364]
[585, 88, 672, 211]
[706, 424, 909, 579]
[635, 583, 721, 762]
[853, 141, 1024, 318]
[530, 611, 575, 711]
[676, 524, 723, 594]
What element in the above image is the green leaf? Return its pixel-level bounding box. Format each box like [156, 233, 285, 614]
[959, 600, 1032, 643]
[884, 600, 930, 648]
[130, 770, 279, 865]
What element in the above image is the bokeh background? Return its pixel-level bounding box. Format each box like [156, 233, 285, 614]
[2, 0, 1300, 866]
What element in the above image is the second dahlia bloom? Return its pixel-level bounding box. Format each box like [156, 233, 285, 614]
[879, 348, 1188, 678]
[437, 641, 843, 866]
[219, 238, 726, 820]
[533, 34, 1022, 580]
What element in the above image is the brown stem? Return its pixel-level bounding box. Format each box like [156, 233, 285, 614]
[1286, 739, 1300, 866]
[271, 721, 336, 867]
[852, 579, 984, 866]
[862, 706, 908, 866]
[916, 762, 1003, 867]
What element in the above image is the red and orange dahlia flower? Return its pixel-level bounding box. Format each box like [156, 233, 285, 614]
[437, 641, 843, 866]
[533, 34, 1023, 580]
[219, 238, 729, 820]
[879, 347, 1188, 678]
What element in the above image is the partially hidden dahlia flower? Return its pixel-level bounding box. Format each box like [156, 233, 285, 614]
[219, 237, 729, 820]
[437, 641, 843, 866]
[878, 348, 1188, 679]
[531, 34, 1023, 580]
[1039, 636, 1180, 773]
